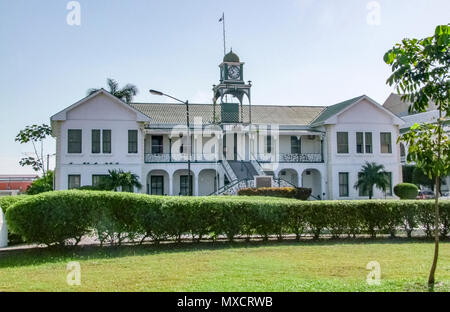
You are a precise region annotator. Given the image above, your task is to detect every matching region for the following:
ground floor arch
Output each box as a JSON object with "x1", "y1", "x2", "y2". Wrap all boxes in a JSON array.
[
  {"x1": 277, "y1": 168, "x2": 299, "y2": 187},
  {"x1": 147, "y1": 170, "x2": 170, "y2": 195},
  {"x1": 198, "y1": 169, "x2": 219, "y2": 196},
  {"x1": 302, "y1": 169, "x2": 322, "y2": 199},
  {"x1": 173, "y1": 169, "x2": 196, "y2": 196}
]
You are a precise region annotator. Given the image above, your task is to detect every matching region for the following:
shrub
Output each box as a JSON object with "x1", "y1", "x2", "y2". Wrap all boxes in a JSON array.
[
  {"x1": 394, "y1": 183, "x2": 419, "y2": 199},
  {"x1": 439, "y1": 202, "x2": 450, "y2": 238},
  {"x1": 0, "y1": 196, "x2": 28, "y2": 214},
  {"x1": 5, "y1": 190, "x2": 450, "y2": 247},
  {"x1": 6, "y1": 191, "x2": 95, "y2": 246},
  {"x1": 26, "y1": 171, "x2": 53, "y2": 195},
  {"x1": 237, "y1": 187, "x2": 311, "y2": 200},
  {"x1": 0, "y1": 195, "x2": 29, "y2": 244}
]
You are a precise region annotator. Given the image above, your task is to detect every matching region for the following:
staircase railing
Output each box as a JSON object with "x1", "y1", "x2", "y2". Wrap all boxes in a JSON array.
[
  {"x1": 273, "y1": 177, "x2": 297, "y2": 188},
  {"x1": 308, "y1": 194, "x2": 322, "y2": 200},
  {"x1": 250, "y1": 152, "x2": 265, "y2": 176},
  {"x1": 221, "y1": 157, "x2": 237, "y2": 181},
  {"x1": 209, "y1": 178, "x2": 254, "y2": 196},
  {"x1": 274, "y1": 177, "x2": 322, "y2": 200}
]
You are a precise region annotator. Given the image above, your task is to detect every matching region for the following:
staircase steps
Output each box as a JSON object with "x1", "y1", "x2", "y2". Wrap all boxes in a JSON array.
[{"x1": 228, "y1": 161, "x2": 259, "y2": 181}]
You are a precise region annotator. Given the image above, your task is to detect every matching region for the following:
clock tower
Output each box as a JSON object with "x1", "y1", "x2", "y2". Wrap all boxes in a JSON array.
[{"x1": 213, "y1": 49, "x2": 252, "y2": 124}]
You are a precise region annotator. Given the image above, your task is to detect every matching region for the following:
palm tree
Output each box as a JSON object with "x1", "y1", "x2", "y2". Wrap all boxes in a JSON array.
[
  {"x1": 121, "y1": 171, "x2": 142, "y2": 192},
  {"x1": 105, "y1": 169, "x2": 142, "y2": 192},
  {"x1": 354, "y1": 162, "x2": 389, "y2": 199},
  {"x1": 88, "y1": 78, "x2": 138, "y2": 103}
]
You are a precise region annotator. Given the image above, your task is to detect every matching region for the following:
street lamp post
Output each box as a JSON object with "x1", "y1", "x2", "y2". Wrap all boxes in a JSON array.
[{"x1": 149, "y1": 90, "x2": 192, "y2": 196}]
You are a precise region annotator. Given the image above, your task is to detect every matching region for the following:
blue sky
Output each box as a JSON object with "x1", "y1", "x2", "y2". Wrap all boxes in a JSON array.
[{"x1": 1, "y1": 0, "x2": 449, "y2": 174}]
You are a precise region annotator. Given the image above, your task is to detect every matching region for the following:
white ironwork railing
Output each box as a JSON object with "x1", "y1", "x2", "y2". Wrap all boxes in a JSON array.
[
  {"x1": 144, "y1": 153, "x2": 219, "y2": 163},
  {"x1": 255, "y1": 153, "x2": 322, "y2": 163}
]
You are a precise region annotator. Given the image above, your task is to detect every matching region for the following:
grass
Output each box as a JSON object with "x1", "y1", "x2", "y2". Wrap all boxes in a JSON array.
[{"x1": 0, "y1": 239, "x2": 449, "y2": 292}]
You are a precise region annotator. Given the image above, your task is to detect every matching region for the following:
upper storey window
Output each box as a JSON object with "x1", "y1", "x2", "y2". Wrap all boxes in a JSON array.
[
  {"x1": 103, "y1": 130, "x2": 111, "y2": 154},
  {"x1": 337, "y1": 132, "x2": 348, "y2": 154},
  {"x1": 128, "y1": 130, "x2": 138, "y2": 154},
  {"x1": 151, "y1": 136, "x2": 163, "y2": 154},
  {"x1": 290, "y1": 136, "x2": 301, "y2": 154},
  {"x1": 380, "y1": 132, "x2": 392, "y2": 153},
  {"x1": 356, "y1": 132, "x2": 373, "y2": 154},
  {"x1": 92, "y1": 129, "x2": 111, "y2": 154},
  {"x1": 365, "y1": 132, "x2": 373, "y2": 154},
  {"x1": 68, "y1": 129, "x2": 82, "y2": 153},
  {"x1": 92, "y1": 130, "x2": 101, "y2": 154}
]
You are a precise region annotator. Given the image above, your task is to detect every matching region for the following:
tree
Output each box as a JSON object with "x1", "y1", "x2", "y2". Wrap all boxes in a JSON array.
[
  {"x1": 354, "y1": 162, "x2": 389, "y2": 199},
  {"x1": 88, "y1": 78, "x2": 138, "y2": 103},
  {"x1": 103, "y1": 169, "x2": 142, "y2": 192},
  {"x1": 384, "y1": 24, "x2": 450, "y2": 288},
  {"x1": 412, "y1": 166, "x2": 447, "y2": 193},
  {"x1": 26, "y1": 171, "x2": 53, "y2": 195},
  {"x1": 15, "y1": 124, "x2": 53, "y2": 175}
]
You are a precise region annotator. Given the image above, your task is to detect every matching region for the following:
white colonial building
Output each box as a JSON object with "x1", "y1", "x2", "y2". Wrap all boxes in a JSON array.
[{"x1": 51, "y1": 50, "x2": 405, "y2": 199}]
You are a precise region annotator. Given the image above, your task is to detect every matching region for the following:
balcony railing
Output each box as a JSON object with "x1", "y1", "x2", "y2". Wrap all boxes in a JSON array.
[
  {"x1": 145, "y1": 153, "x2": 323, "y2": 163},
  {"x1": 255, "y1": 153, "x2": 323, "y2": 163},
  {"x1": 144, "y1": 153, "x2": 219, "y2": 163}
]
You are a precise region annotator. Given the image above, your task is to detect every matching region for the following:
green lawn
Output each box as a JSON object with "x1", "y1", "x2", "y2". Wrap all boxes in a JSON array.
[{"x1": 0, "y1": 239, "x2": 449, "y2": 292}]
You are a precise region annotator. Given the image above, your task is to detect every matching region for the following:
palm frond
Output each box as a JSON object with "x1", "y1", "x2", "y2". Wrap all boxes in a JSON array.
[
  {"x1": 107, "y1": 78, "x2": 119, "y2": 94},
  {"x1": 87, "y1": 79, "x2": 138, "y2": 103},
  {"x1": 87, "y1": 88, "x2": 100, "y2": 96}
]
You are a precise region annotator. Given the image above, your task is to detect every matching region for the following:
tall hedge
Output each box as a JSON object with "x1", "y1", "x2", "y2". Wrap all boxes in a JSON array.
[
  {"x1": 238, "y1": 187, "x2": 311, "y2": 200},
  {"x1": 5, "y1": 191, "x2": 450, "y2": 246}
]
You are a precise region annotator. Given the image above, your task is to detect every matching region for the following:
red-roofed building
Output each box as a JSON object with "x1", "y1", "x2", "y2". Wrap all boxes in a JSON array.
[{"x1": 0, "y1": 175, "x2": 39, "y2": 196}]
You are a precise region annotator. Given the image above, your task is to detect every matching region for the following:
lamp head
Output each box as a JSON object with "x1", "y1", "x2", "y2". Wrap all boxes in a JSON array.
[{"x1": 149, "y1": 89, "x2": 164, "y2": 96}]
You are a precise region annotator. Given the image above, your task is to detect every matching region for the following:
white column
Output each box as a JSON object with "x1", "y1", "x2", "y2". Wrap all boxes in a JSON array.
[
  {"x1": 169, "y1": 175, "x2": 174, "y2": 196},
  {"x1": 193, "y1": 174, "x2": 199, "y2": 196},
  {"x1": 298, "y1": 171, "x2": 302, "y2": 188},
  {"x1": 320, "y1": 170, "x2": 327, "y2": 200},
  {"x1": 219, "y1": 173, "x2": 225, "y2": 189},
  {"x1": 0, "y1": 208, "x2": 7, "y2": 248}
]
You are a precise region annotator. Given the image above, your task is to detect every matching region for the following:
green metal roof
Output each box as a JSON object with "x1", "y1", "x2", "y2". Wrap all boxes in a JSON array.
[
  {"x1": 310, "y1": 95, "x2": 366, "y2": 125},
  {"x1": 223, "y1": 49, "x2": 240, "y2": 63},
  {"x1": 130, "y1": 103, "x2": 325, "y2": 127},
  {"x1": 130, "y1": 95, "x2": 374, "y2": 128}
]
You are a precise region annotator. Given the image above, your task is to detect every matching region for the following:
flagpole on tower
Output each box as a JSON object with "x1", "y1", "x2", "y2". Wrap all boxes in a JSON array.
[{"x1": 220, "y1": 12, "x2": 226, "y2": 56}]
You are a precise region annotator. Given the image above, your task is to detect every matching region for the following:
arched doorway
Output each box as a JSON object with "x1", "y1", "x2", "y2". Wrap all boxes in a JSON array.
[
  {"x1": 278, "y1": 169, "x2": 299, "y2": 187},
  {"x1": 302, "y1": 169, "x2": 322, "y2": 199},
  {"x1": 173, "y1": 169, "x2": 195, "y2": 196},
  {"x1": 147, "y1": 170, "x2": 169, "y2": 195},
  {"x1": 198, "y1": 169, "x2": 219, "y2": 196}
]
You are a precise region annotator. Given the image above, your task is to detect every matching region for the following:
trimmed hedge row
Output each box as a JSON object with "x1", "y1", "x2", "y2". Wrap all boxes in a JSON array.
[
  {"x1": 5, "y1": 191, "x2": 450, "y2": 246},
  {"x1": 238, "y1": 187, "x2": 311, "y2": 200},
  {"x1": 0, "y1": 195, "x2": 28, "y2": 244}
]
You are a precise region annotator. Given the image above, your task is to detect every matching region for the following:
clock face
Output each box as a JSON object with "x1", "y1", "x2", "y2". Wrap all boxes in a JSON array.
[{"x1": 228, "y1": 65, "x2": 240, "y2": 80}]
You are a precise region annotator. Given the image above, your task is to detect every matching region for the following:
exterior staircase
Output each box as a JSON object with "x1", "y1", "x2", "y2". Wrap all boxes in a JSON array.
[
  {"x1": 228, "y1": 161, "x2": 259, "y2": 181},
  {"x1": 211, "y1": 160, "x2": 297, "y2": 196}
]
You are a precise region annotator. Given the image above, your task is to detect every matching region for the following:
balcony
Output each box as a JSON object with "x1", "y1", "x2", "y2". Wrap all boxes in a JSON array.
[
  {"x1": 255, "y1": 153, "x2": 323, "y2": 163},
  {"x1": 144, "y1": 153, "x2": 219, "y2": 163}
]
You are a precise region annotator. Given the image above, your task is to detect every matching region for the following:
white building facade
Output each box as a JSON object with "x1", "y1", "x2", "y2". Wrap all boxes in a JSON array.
[
  {"x1": 51, "y1": 51, "x2": 405, "y2": 199},
  {"x1": 383, "y1": 94, "x2": 450, "y2": 194}
]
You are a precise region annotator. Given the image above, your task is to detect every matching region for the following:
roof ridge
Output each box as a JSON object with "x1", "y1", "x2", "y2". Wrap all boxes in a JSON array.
[
  {"x1": 309, "y1": 95, "x2": 366, "y2": 126},
  {"x1": 131, "y1": 102, "x2": 326, "y2": 108}
]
